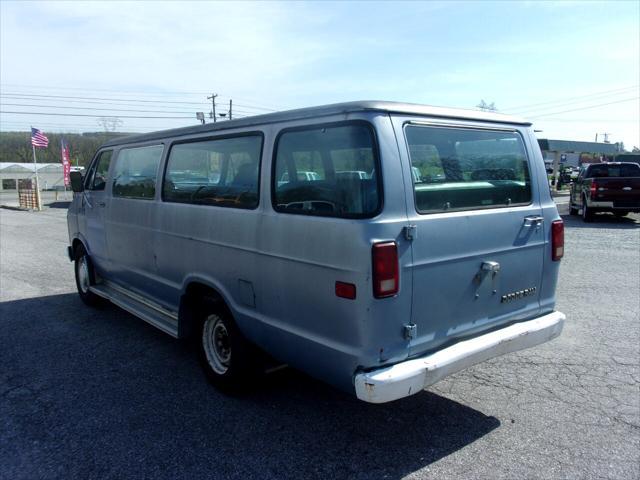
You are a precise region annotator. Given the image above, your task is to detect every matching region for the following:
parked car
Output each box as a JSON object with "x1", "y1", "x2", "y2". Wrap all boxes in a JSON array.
[
  {"x1": 569, "y1": 162, "x2": 640, "y2": 221},
  {"x1": 67, "y1": 101, "x2": 565, "y2": 403}
]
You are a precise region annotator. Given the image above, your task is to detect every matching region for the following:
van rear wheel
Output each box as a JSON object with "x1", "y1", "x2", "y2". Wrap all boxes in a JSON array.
[
  {"x1": 198, "y1": 302, "x2": 262, "y2": 391},
  {"x1": 74, "y1": 245, "x2": 103, "y2": 307}
]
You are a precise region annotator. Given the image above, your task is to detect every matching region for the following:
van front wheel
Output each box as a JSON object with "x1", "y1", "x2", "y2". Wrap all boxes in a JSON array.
[
  {"x1": 198, "y1": 305, "x2": 261, "y2": 391},
  {"x1": 74, "y1": 246, "x2": 103, "y2": 307}
]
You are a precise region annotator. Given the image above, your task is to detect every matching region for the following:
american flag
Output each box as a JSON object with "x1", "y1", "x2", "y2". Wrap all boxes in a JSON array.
[{"x1": 31, "y1": 127, "x2": 49, "y2": 148}]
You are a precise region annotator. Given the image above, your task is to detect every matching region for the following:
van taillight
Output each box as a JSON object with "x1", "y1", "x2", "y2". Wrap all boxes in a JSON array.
[
  {"x1": 590, "y1": 181, "x2": 598, "y2": 199},
  {"x1": 372, "y1": 242, "x2": 399, "y2": 298},
  {"x1": 552, "y1": 220, "x2": 564, "y2": 261}
]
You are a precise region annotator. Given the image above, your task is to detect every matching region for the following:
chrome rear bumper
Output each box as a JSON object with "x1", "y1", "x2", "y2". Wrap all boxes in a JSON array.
[{"x1": 354, "y1": 311, "x2": 565, "y2": 403}]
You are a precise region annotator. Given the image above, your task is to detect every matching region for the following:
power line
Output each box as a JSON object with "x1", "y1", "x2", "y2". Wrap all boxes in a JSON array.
[
  {"x1": 0, "y1": 94, "x2": 201, "y2": 110},
  {"x1": 1, "y1": 103, "x2": 198, "y2": 115},
  {"x1": 1, "y1": 92, "x2": 206, "y2": 106},
  {"x1": 505, "y1": 85, "x2": 639, "y2": 113},
  {"x1": 511, "y1": 89, "x2": 638, "y2": 116},
  {"x1": 528, "y1": 97, "x2": 639, "y2": 119},
  {"x1": 0, "y1": 91, "x2": 281, "y2": 112},
  {"x1": 1, "y1": 110, "x2": 195, "y2": 119},
  {"x1": 1, "y1": 83, "x2": 290, "y2": 110},
  {"x1": 0, "y1": 99, "x2": 263, "y2": 117}
]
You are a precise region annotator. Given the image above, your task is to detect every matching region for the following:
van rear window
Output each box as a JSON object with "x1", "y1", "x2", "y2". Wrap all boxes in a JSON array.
[
  {"x1": 405, "y1": 125, "x2": 532, "y2": 214},
  {"x1": 163, "y1": 135, "x2": 262, "y2": 209},
  {"x1": 272, "y1": 123, "x2": 380, "y2": 218}
]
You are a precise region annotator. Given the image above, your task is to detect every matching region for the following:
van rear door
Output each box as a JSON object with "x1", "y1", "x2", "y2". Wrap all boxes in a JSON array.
[{"x1": 394, "y1": 119, "x2": 545, "y2": 357}]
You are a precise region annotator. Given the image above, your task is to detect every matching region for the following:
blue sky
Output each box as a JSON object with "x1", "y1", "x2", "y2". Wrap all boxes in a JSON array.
[{"x1": 1, "y1": 1, "x2": 638, "y2": 148}]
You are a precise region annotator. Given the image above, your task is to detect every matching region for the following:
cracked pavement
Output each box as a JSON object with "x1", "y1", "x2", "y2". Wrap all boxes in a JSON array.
[{"x1": 1, "y1": 205, "x2": 639, "y2": 479}]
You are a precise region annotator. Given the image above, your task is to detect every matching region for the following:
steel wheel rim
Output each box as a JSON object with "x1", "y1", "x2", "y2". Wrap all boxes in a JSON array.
[
  {"x1": 203, "y1": 315, "x2": 231, "y2": 374},
  {"x1": 77, "y1": 256, "x2": 90, "y2": 293}
]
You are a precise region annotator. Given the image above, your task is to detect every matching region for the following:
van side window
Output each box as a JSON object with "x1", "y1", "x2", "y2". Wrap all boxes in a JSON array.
[
  {"x1": 112, "y1": 145, "x2": 164, "y2": 199},
  {"x1": 87, "y1": 151, "x2": 112, "y2": 191},
  {"x1": 405, "y1": 125, "x2": 531, "y2": 214},
  {"x1": 162, "y1": 135, "x2": 262, "y2": 209},
  {"x1": 273, "y1": 123, "x2": 380, "y2": 218}
]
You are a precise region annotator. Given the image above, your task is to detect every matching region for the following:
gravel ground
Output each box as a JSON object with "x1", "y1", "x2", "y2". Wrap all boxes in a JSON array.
[{"x1": 1, "y1": 204, "x2": 638, "y2": 479}]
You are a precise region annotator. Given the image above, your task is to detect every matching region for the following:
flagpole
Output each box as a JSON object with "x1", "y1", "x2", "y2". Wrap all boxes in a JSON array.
[{"x1": 31, "y1": 128, "x2": 42, "y2": 211}]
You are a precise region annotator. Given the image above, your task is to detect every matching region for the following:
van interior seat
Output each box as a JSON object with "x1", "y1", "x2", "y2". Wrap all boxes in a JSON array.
[
  {"x1": 232, "y1": 163, "x2": 257, "y2": 190},
  {"x1": 276, "y1": 178, "x2": 376, "y2": 215}
]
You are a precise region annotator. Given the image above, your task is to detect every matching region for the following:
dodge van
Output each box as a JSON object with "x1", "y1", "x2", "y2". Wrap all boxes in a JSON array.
[{"x1": 67, "y1": 101, "x2": 565, "y2": 403}]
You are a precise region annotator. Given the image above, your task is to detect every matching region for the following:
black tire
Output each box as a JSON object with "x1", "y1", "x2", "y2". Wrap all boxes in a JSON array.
[
  {"x1": 74, "y1": 245, "x2": 104, "y2": 307},
  {"x1": 613, "y1": 211, "x2": 629, "y2": 218},
  {"x1": 582, "y1": 196, "x2": 594, "y2": 223},
  {"x1": 569, "y1": 204, "x2": 579, "y2": 215},
  {"x1": 197, "y1": 299, "x2": 263, "y2": 391}
]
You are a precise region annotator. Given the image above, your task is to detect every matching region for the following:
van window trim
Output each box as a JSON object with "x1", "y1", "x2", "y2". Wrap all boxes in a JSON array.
[
  {"x1": 270, "y1": 120, "x2": 384, "y2": 219},
  {"x1": 111, "y1": 143, "x2": 165, "y2": 201},
  {"x1": 160, "y1": 131, "x2": 265, "y2": 210},
  {"x1": 402, "y1": 121, "x2": 534, "y2": 215}
]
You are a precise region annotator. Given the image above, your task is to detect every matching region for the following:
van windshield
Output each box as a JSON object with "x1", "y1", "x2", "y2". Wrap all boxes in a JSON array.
[{"x1": 405, "y1": 125, "x2": 532, "y2": 214}]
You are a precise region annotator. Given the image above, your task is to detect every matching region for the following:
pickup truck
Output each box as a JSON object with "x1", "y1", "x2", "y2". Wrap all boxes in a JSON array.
[{"x1": 570, "y1": 162, "x2": 640, "y2": 222}]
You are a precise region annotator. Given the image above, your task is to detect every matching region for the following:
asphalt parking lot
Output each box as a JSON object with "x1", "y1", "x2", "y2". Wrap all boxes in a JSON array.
[{"x1": 1, "y1": 202, "x2": 639, "y2": 479}]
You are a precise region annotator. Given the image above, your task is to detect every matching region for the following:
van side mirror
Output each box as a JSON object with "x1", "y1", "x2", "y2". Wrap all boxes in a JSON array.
[{"x1": 70, "y1": 171, "x2": 84, "y2": 192}]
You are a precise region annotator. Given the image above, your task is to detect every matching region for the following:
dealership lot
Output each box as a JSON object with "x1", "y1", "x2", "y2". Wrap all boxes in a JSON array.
[{"x1": 1, "y1": 204, "x2": 638, "y2": 479}]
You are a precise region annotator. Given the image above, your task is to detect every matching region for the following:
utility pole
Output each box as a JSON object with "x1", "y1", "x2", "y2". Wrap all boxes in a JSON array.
[
  {"x1": 207, "y1": 93, "x2": 218, "y2": 123},
  {"x1": 229, "y1": 99, "x2": 232, "y2": 120}
]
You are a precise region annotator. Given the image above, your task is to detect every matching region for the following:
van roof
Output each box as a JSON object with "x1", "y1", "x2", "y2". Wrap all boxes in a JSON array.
[{"x1": 102, "y1": 100, "x2": 531, "y2": 148}]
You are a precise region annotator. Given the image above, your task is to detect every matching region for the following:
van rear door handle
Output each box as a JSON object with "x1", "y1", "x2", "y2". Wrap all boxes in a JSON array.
[{"x1": 523, "y1": 215, "x2": 544, "y2": 227}]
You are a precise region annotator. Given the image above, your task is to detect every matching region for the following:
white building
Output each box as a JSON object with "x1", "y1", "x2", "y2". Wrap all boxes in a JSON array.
[{"x1": 0, "y1": 163, "x2": 83, "y2": 191}]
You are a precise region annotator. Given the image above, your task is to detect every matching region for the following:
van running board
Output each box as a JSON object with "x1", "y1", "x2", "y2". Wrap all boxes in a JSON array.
[{"x1": 89, "y1": 281, "x2": 179, "y2": 338}]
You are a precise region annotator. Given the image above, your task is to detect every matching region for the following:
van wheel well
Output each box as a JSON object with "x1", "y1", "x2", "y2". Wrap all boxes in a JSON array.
[
  {"x1": 179, "y1": 283, "x2": 230, "y2": 339},
  {"x1": 72, "y1": 238, "x2": 85, "y2": 256}
]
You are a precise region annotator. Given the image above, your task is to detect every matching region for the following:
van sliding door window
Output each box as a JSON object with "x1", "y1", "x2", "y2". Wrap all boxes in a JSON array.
[
  {"x1": 405, "y1": 125, "x2": 532, "y2": 214},
  {"x1": 112, "y1": 145, "x2": 164, "y2": 199},
  {"x1": 272, "y1": 123, "x2": 381, "y2": 218},
  {"x1": 162, "y1": 135, "x2": 262, "y2": 209}
]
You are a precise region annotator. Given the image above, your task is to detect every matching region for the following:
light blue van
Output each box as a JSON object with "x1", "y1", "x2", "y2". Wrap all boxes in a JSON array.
[{"x1": 67, "y1": 101, "x2": 565, "y2": 403}]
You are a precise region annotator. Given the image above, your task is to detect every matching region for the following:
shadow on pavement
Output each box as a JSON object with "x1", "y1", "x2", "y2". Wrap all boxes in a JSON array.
[
  {"x1": 1, "y1": 293, "x2": 499, "y2": 479},
  {"x1": 561, "y1": 212, "x2": 640, "y2": 229},
  {"x1": 46, "y1": 201, "x2": 71, "y2": 209}
]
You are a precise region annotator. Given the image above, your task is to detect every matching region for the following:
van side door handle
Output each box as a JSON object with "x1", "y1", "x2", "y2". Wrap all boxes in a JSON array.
[
  {"x1": 97, "y1": 201, "x2": 106, "y2": 207},
  {"x1": 523, "y1": 215, "x2": 544, "y2": 227}
]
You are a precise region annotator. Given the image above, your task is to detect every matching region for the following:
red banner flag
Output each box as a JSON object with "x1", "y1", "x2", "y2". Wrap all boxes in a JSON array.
[{"x1": 61, "y1": 139, "x2": 71, "y2": 187}]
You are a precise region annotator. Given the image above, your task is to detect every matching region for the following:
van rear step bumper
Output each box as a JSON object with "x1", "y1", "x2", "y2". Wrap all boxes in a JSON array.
[{"x1": 354, "y1": 311, "x2": 565, "y2": 403}]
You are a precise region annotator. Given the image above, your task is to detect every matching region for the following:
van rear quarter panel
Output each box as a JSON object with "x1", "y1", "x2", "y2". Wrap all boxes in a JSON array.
[
  {"x1": 224, "y1": 113, "x2": 414, "y2": 392},
  {"x1": 528, "y1": 128, "x2": 561, "y2": 314}
]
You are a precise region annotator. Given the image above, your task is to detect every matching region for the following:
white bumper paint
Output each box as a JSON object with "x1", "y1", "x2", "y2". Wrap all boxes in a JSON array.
[{"x1": 354, "y1": 311, "x2": 565, "y2": 403}]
